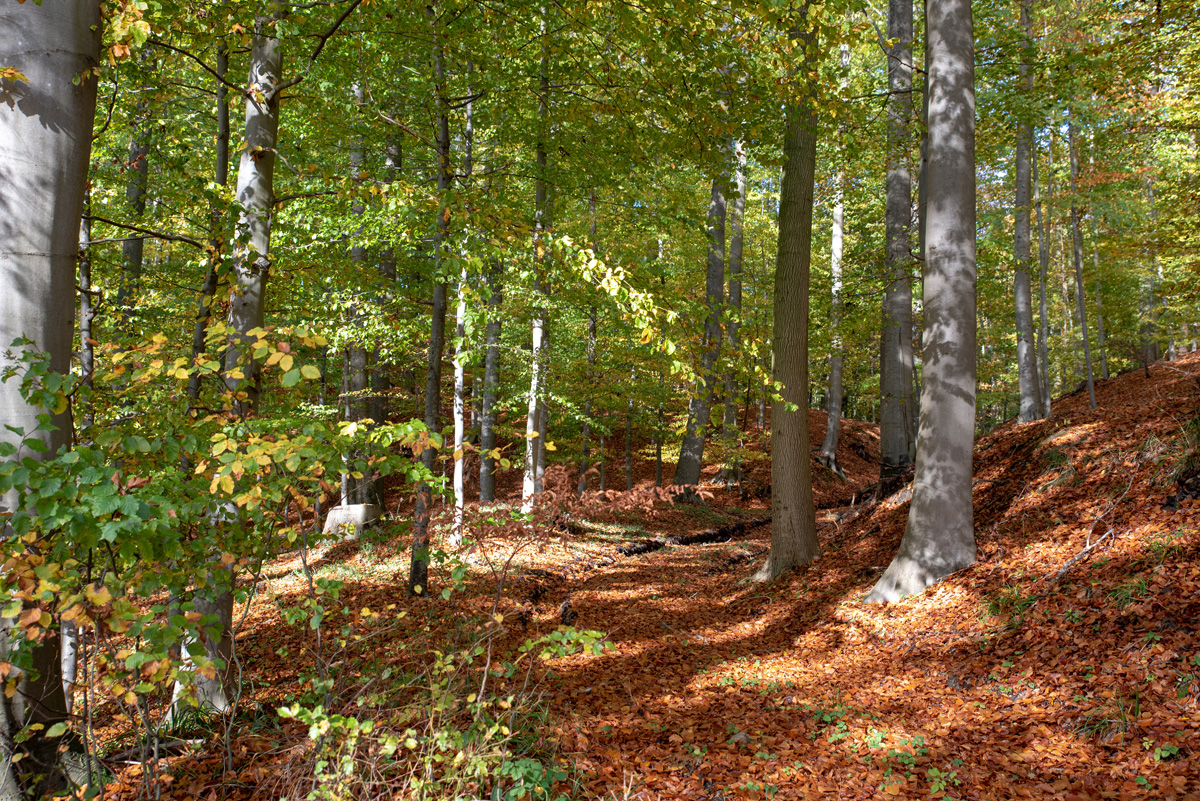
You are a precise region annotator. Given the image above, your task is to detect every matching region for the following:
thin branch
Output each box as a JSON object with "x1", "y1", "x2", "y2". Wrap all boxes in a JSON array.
[
  {"x1": 84, "y1": 214, "x2": 207, "y2": 250},
  {"x1": 277, "y1": 0, "x2": 368, "y2": 92},
  {"x1": 378, "y1": 111, "x2": 436, "y2": 150},
  {"x1": 148, "y1": 39, "x2": 244, "y2": 93}
]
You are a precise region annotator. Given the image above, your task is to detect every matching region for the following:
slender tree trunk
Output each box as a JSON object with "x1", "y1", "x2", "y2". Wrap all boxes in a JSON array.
[
  {"x1": 0, "y1": 3, "x2": 99, "y2": 793},
  {"x1": 1014, "y1": 0, "x2": 1040, "y2": 422},
  {"x1": 578, "y1": 197, "x2": 599, "y2": 497},
  {"x1": 1096, "y1": 278, "x2": 1108, "y2": 380},
  {"x1": 820, "y1": 44, "x2": 851, "y2": 476},
  {"x1": 187, "y1": 47, "x2": 230, "y2": 407},
  {"x1": 79, "y1": 202, "x2": 95, "y2": 429},
  {"x1": 116, "y1": 92, "x2": 150, "y2": 336},
  {"x1": 674, "y1": 178, "x2": 725, "y2": 486},
  {"x1": 879, "y1": 0, "x2": 916, "y2": 495},
  {"x1": 479, "y1": 259, "x2": 503, "y2": 501},
  {"x1": 450, "y1": 81, "x2": 476, "y2": 544},
  {"x1": 411, "y1": 5, "x2": 452, "y2": 595},
  {"x1": 868, "y1": 0, "x2": 977, "y2": 602},
  {"x1": 522, "y1": 16, "x2": 551, "y2": 511},
  {"x1": 1067, "y1": 120, "x2": 1097, "y2": 410},
  {"x1": 721, "y1": 142, "x2": 746, "y2": 485},
  {"x1": 625, "y1": 368, "x2": 634, "y2": 491},
  {"x1": 754, "y1": 18, "x2": 820, "y2": 582},
  {"x1": 599, "y1": 434, "x2": 606, "y2": 492},
  {"x1": 654, "y1": 402, "x2": 664, "y2": 487},
  {"x1": 1033, "y1": 137, "x2": 1052, "y2": 417}
]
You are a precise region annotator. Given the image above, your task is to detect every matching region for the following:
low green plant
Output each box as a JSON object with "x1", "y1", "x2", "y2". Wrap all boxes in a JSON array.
[{"x1": 986, "y1": 585, "x2": 1038, "y2": 629}]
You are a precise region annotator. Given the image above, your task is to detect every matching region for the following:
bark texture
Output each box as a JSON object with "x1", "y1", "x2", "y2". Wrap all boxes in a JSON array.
[
  {"x1": 879, "y1": 0, "x2": 916, "y2": 496},
  {"x1": 0, "y1": 1, "x2": 100, "y2": 793},
  {"x1": 674, "y1": 178, "x2": 725, "y2": 487},
  {"x1": 754, "y1": 22, "x2": 820, "y2": 582},
  {"x1": 868, "y1": 0, "x2": 977, "y2": 602},
  {"x1": 223, "y1": 24, "x2": 282, "y2": 416}
]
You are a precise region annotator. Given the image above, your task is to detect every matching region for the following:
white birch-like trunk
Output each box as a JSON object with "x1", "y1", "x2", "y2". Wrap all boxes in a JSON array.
[{"x1": 868, "y1": 0, "x2": 977, "y2": 602}]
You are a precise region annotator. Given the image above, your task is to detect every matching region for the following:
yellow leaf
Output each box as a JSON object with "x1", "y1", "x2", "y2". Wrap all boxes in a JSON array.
[
  {"x1": 85, "y1": 584, "x2": 113, "y2": 605},
  {"x1": 545, "y1": 441, "x2": 557, "y2": 452},
  {"x1": 219, "y1": 474, "x2": 234, "y2": 494},
  {"x1": 300, "y1": 365, "x2": 321, "y2": 380},
  {"x1": 279, "y1": 354, "x2": 294, "y2": 372}
]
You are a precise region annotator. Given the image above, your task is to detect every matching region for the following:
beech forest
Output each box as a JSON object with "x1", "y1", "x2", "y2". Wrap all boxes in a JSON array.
[{"x1": 1, "y1": 0, "x2": 1199, "y2": 799}]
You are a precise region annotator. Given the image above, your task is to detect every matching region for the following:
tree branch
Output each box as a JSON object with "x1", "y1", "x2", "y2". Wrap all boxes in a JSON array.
[{"x1": 84, "y1": 214, "x2": 207, "y2": 250}]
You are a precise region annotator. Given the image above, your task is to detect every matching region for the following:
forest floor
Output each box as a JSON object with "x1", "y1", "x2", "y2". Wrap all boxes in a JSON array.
[{"x1": 100, "y1": 356, "x2": 1200, "y2": 801}]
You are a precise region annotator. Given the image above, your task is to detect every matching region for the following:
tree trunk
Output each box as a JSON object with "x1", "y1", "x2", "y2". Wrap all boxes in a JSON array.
[
  {"x1": 578, "y1": 196, "x2": 599, "y2": 497},
  {"x1": 674, "y1": 178, "x2": 725, "y2": 486},
  {"x1": 1014, "y1": 0, "x2": 1040, "y2": 422},
  {"x1": 187, "y1": 45, "x2": 230, "y2": 407},
  {"x1": 79, "y1": 202, "x2": 95, "y2": 429},
  {"x1": 411, "y1": 6, "x2": 452, "y2": 595},
  {"x1": 820, "y1": 44, "x2": 850, "y2": 477},
  {"x1": 117, "y1": 92, "x2": 151, "y2": 336},
  {"x1": 1067, "y1": 120, "x2": 1097, "y2": 410},
  {"x1": 479, "y1": 259, "x2": 503, "y2": 501},
  {"x1": 522, "y1": 18, "x2": 551, "y2": 512},
  {"x1": 1095, "y1": 261, "x2": 1109, "y2": 382},
  {"x1": 578, "y1": 302, "x2": 597, "y2": 497},
  {"x1": 0, "y1": 1, "x2": 99, "y2": 793},
  {"x1": 868, "y1": 0, "x2": 976, "y2": 602},
  {"x1": 754, "y1": 19, "x2": 820, "y2": 582},
  {"x1": 879, "y1": 0, "x2": 916, "y2": 496},
  {"x1": 720, "y1": 141, "x2": 746, "y2": 485},
  {"x1": 1033, "y1": 136, "x2": 1052, "y2": 417},
  {"x1": 223, "y1": 23, "x2": 282, "y2": 417},
  {"x1": 450, "y1": 82, "x2": 475, "y2": 545}
]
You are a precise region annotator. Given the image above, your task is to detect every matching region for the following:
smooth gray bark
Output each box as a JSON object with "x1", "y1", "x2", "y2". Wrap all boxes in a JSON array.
[
  {"x1": 820, "y1": 44, "x2": 851, "y2": 477},
  {"x1": 578, "y1": 196, "x2": 598, "y2": 498},
  {"x1": 868, "y1": 0, "x2": 977, "y2": 602},
  {"x1": 754, "y1": 21, "x2": 820, "y2": 582},
  {"x1": 1033, "y1": 141, "x2": 1052, "y2": 417},
  {"x1": 1014, "y1": 0, "x2": 1039, "y2": 422},
  {"x1": 479, "y1": 260, "x2": 502, "y2": 501},
  {"x1": 410, "y1": 7, "x2": 452, "y2": 595},
  {"x1": 522, "y1": 20, "x2": 551, "y2": 511},
  {"x1": 187, "y1": 46, "x2": 230, "y2": 407},
  {"x1": 223, "y1": 24, "x2": 281, "y2": 417},
  {"x1": 451, "y1": 84, "x2": 475, "y2": 544},
  {"x1": 720, "y1": 142, "x2": 746, "y2": 485},
  {"x1": 116, "y1": 93, "x2": 151, "y2": 335},
  {"x1": 1067, "y1": 120, "x2": 1097, "y2": 410},
  {"x1": 879, "y1": 0, "x2": 916, "y2": 495},
  {"x1": 0, "y1": 1, "x2": 100, "y2": 793},
  {"x1": 79, "y1": 204, "x2": 95, "y2": 428},
  {"x1": 674, "y1": 178, "x2": 725, "y2": 487}
]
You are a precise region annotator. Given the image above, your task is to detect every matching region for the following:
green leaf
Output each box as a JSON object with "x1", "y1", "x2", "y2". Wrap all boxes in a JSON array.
[{"x1": 281, "y1": 368, "x2": 302, "y2": 387}]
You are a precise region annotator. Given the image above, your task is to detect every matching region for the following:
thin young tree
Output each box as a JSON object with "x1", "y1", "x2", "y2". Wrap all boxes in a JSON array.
[
  {"x1": 820, "y1": 42, "x2": 851, "y2": 477},
  {"x1": 674, "y1": 178, "x2": 725, "y2": 487},
  {"x1": 868, "y1": 0, "x2": 977, "y2": 602},
  {"x1": 1067, "y1": 118, "x2": 1097, "y2": 410},
  {"x1": 1014, "y1": 0, "x2": 1041, "y2": 422}
]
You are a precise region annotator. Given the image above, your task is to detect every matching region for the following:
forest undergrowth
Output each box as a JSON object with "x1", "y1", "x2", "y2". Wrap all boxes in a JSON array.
[{"x1": 98, "y1": 356, "x2": 1200, "y2": 801}]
